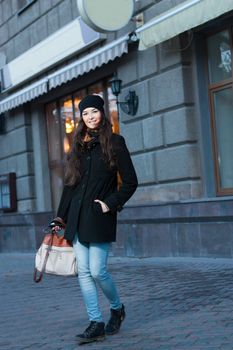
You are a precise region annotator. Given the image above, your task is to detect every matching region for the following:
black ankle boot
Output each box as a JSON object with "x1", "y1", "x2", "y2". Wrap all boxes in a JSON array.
[
  {"x1": 105, "y1": 304, "x2": 125, "y2": 335},
  {"x1": 76, "y1": 321, "x2": 105, "y2": 344}
]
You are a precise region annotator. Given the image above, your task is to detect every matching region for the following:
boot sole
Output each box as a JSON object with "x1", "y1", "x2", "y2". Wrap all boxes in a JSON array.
[{"x1": 76, "y1": 335, "x2": 105, "y2": 344}]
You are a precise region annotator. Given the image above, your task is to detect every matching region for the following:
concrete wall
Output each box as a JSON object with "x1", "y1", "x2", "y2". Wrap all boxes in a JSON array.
[
  {"x1": 114, "y1": 199, "x2": 233, "y2": 258},
  {"x1": 0, "y1": 103, "x2": 52, "y2": 214},
  {"x1": 118, "y1": 36, "x2": 201, "y2": 205},
  {"x1": 0, "y1": 211, "x2": 52, "y2": 252},
  {"x1": 0, "y1": 105, "x2": 36, "y2": 211}
]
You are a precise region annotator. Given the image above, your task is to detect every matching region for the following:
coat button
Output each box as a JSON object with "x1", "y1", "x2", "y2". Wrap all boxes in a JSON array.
[
  {"x1": 82, "y1": 184, "x2": 85, "y2": 188},
  {"x1": 87, "y1": 156, "x2": 90, "y2": 160}
]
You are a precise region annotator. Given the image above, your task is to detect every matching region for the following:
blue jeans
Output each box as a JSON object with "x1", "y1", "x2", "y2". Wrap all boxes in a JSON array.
[{"x1": 73, "y1": 236, "x2": 121, "y2": 322}]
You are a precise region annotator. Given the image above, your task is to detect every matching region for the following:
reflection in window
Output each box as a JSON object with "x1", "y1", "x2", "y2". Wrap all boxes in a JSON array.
[
  {"x1": 88, "y1": 82, "x2": 104, "y2": 98},
  {"x1": 213, "y1": 88, "x2": 233, "y2": 189},
  {"x1": 219, "y1": 44, "x2": 231, "y2": 74},
  {"x1": 46, "y1": 102, "x2": 61, "y2": 161},
  {"x1": 74, "y1": 90, "x2": 86, "y2": 128},
  {"x1": 108, "y1": 86, "x2": 119, "y2": 133},
  {"x1": 60, "y1": 97, "x2": 74, "y2": 155},
  {"x1": 207, "y1": 30, "x2": 232, "y2": 84}
]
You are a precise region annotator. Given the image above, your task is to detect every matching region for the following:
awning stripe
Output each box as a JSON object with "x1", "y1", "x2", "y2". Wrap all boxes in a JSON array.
[
  {"x1": 136, "y1": 0, "x2": 233, "y2": 50},
  {"x1": 0, "y1": 35, "x2": 129, "y2": 113},
  {"x1": 48, "y1": 35, "x2": 129, "y2": 89},
  {"x1": 0, "y1": 78, "x2": 48, "y2": 114}
]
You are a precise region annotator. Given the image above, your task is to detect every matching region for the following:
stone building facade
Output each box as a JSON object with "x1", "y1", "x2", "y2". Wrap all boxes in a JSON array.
[{"x1": 0, "y1": 0, "x2": 233, "y2": 257}]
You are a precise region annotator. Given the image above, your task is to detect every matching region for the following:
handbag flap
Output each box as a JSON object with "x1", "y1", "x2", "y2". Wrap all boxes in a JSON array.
[{"x1": 43, "y1": 233, "x2": 72, "y2": 248}]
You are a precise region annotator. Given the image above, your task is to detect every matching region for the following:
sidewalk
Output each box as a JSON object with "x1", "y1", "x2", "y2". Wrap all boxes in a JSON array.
[{"x1": 1, "y1": 254, "x2": 233, "y2": 350}]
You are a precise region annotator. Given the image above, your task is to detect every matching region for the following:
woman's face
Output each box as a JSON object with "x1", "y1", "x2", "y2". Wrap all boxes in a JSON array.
[{"x1": 82, "y1": 107, "x2": 102, "y2": 129}]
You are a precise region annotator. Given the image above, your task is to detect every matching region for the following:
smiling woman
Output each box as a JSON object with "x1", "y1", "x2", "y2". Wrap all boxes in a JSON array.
[
  {"x1": 45, "y1": 78, "x2": 119, "y2": 212},
  {"x1": 50, "y1": 94, "x2": 138, "y2": 344}
]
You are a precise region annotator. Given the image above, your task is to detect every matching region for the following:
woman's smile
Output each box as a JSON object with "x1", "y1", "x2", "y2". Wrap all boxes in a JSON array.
[{"x1": 82, "y1": 107, "x2": 102, "y2": 129}]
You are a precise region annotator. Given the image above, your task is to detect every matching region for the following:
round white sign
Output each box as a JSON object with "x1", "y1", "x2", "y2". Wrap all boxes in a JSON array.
[{"x1": 77, "y1": 0, "x2": 135, "y2": 33}]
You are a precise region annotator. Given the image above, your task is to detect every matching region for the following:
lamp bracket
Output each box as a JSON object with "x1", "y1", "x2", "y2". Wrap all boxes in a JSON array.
[{"x1": 117, "y1": 90, "x2": 138, "y2": 116}]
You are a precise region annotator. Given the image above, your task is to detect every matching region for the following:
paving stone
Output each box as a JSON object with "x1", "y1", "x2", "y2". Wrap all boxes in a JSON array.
[{"x1": 1, "y1": 254, "x2": 233, "y2": 349}]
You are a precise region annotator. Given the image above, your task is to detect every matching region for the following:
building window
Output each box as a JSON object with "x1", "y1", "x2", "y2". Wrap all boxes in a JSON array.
[
  {"x1": 207, "y1": 28, "x2": 233, "y2": 195},
  {"x1": 45, "y1": 78, "x2": 119, "y2": 211},
  {"x1": 0, "y1": 173, "x2": 17, "y2": 212}
]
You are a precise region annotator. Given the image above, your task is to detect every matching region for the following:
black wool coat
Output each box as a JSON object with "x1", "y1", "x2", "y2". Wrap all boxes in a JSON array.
[{"x1": 56, "y1": 133, "x2": 138, "y2": 243}]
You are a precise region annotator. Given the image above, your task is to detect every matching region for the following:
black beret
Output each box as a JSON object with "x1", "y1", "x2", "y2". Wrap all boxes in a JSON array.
[{"x1": 79, "y1": 95, "x2": 105, "y2": 116}]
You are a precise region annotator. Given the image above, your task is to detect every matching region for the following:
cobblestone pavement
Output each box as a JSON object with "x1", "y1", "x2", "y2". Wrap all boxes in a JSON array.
[{"x1": 1, "y1": 254, "x2": 233, "y2": 350}]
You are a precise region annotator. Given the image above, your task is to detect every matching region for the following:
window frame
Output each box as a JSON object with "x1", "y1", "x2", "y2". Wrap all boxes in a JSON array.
[
  {"x1": 206, "y1": 25, "x2": 233, "y2": 196},
  {"x1": 0, "y1": 173, "x2": 17, "y2": 212}
]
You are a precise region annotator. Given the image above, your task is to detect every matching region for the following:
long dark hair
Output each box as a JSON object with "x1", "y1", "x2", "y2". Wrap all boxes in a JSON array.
[{"x1": 64, "y1": 112, "x2": 115, "y2": 186}]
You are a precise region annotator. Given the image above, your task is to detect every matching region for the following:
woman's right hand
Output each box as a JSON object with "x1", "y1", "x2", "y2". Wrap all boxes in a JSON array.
[
  {"x1": 51, "y1": 226, "x2": 64, "y2": 237},
  {"x1": 52, "y1": 225, "x2": 61, "y2": 233}
]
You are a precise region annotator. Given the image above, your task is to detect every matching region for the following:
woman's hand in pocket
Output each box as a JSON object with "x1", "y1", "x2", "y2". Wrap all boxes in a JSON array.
[{"x1": 94, "y1": 199, "x2": 110, "y2": 213}]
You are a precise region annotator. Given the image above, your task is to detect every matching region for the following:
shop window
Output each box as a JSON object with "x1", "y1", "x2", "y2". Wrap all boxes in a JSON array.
[
  {"x1": 46, "y1": 102, "x2": 63, "y2": 210},
  {"x1": 107, "y1": 86, "x2": 119, "y2": 134},
  {"x1": 73, "y1": 90, "x2": 86, "y2": 132},
  {"x1": 60, "y1": 96, "x2": 75, "y2": 155},
  {"x1": 46, "y1": 78, "x2": 119, "y2": 212},
  {"x1": 207, "y1": 28, "x2": 233, "y2": 195}
]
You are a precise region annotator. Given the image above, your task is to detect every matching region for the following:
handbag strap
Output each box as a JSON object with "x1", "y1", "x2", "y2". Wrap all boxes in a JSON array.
[{"x1": 33, "y1": 232, "x2": 54, "y2": 283}]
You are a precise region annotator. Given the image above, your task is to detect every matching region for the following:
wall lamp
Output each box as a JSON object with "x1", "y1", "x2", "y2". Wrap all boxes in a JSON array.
[{"x1": 110, "y1": 74, "x2": 138, "y2": 116}]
